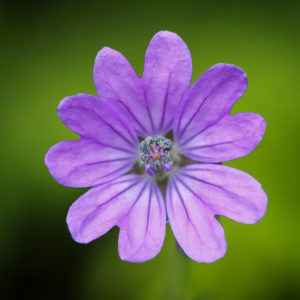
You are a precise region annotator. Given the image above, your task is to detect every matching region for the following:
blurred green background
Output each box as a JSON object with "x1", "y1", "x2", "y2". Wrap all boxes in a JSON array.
[{"x1": 1, "y1": 0, "x2": 299, "y2": 299}]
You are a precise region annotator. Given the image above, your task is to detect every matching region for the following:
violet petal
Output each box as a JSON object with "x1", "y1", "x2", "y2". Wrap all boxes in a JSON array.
[
  {"x1": 143, "y1": 31, "x2": 192, "y2": 134},
  {"x1": 45, "y1": 139, "x2": 136, "y2": 188},
  {"x1": 57, "y1": 93, "x2": 138, "y2": 153},
  {"x1": 173, "y1": 64, "x2": 247, "y2": 143},
  {"x1": 167, "y1": 175, "x2": 226, "y2": 263},
  {"x1": 180, "y1": 113, "x2": 266, "y2": 162},
  {"x1": 67, "y1": 175, "x2": 166, "y2": 262},
  {"x1": 93, "y1": 47, "x2": 152, "y2": 137},
  {"x1": 166, "y1": 164, "x2": 267, "y2": 262},
  {"x1": 118, "y1": 179, "x2": 166, "y2": 262}
]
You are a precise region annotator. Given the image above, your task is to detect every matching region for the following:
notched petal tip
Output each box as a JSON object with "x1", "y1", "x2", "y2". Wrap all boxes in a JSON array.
[
  {"x1": 44, "y1": 143, "x2": 74, "y2": 187},
  {"x1": 260, "y1": 115, "x2": 267, "y2": 137},
  {"x1": 96, "y1": 46, "x2": 117, "y2": 56},
  {"x1": 151, "y1": 30, "x2": 184, "y2": 41},
  {"x1": 213, "y1": 62, "x2": 247, "y2": 76},
  {"x1": 66, "y1": 214, "x2": 91, "y2": 244},
  {"x1": 246, "y1": 113, "x2": 267, "y2": 154},
  {"x1": 94, "y1": 47, "x2": 124, "y2": 68},
  {"x1": 147, "y1": 30, "x2": 192, "y2": 61},
  {"x1": 211, "y1": 63, "x2": 248, "y2": 91},
  {"x1": 243, "y1": 183, "x2": 268, "y2": 224},
  {"x1": 56, "y1": 93, "x2": 99, "y2": 118},
  {"x1": 176, "y1": 229, "x2": 227, "y2": 264},
  {"x1": 118, "y1": 244, "x2": 163, "y2": 263},
  {"x1": 44, "y1": 147, "x2": 53, "y2": 175}
]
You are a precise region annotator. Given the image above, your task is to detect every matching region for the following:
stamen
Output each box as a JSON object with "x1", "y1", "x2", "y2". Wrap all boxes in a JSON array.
[{"x1": 139, "y1": 135, "x2": 173, "y2": 176}]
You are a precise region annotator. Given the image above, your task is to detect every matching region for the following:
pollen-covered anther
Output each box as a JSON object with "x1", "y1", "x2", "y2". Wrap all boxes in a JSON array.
[{"x1": 139, "y1": 135, "x2": 173, "y2": 176}]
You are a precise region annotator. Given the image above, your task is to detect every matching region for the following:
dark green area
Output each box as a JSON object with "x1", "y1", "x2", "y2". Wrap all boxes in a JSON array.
[{"x1": 1, "y1": 0, "x2": 299, "y2": 299}]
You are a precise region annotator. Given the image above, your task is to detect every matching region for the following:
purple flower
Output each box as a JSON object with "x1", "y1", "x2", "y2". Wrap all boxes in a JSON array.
[{"x1": 45, "y1": 31, "x2": 267, "y2": 263}]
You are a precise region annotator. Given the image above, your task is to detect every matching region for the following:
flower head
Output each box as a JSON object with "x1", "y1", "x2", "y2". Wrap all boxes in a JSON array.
[{"x1": 45, "y1": 31, "x2": 267, "y2": 263}]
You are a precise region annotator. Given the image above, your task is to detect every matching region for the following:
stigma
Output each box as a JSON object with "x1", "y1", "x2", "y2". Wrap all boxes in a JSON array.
[{"x1": 139, "y1": 135, "x2": 173, "y2": 176}]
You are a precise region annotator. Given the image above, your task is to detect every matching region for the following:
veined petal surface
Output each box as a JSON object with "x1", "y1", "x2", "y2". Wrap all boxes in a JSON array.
[
  {"x1": 167, "y1": 174, "x2": 226, "y2": 263},
  {"x1": 180, "y1": 113, "x2": 266, "y2": 162},
  {"x1": 118, "y1": 178, "x2": 166, "y2": 262},
  {"x1": 45, "y1": 139, "x2": 136, "y2": 188},
  {"x1": 94, "y1": 47, "x2": 152, "y2": 137},
  {"x1": 166, "y1": 164, "x2": 267, "y2": 262},
  {"x1": 67, "y1": 175, "x2": 166, "y2": 262},
  {"x1": 143, "y1": 31, "x2": 192, "y2": 134},
  {"x1": 174, "y1": 64, "x2": 247, "y2": 145},
  {"x1": 57, "y1": 93, "x2": 138, "y2": 153}
]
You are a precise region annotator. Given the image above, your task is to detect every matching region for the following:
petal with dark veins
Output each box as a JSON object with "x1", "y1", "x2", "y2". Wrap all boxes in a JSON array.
[
  {"x1": 94, "y1": 47, "x2": 153, "y2": 137},
  {"x1": 67, "y1": 175, "x2": 166, "y2": 262},
  {"x1": 174, "y1": 64, "x2": 247, "y2": 144},
  {"x1": 57, "y1": 93, "x2": 138, "y2": 154},
  {"x1": 180, "y1": 113, "x2": 266, "y2": 163},
  {"x1": 166, "y1": 164, "x2": 267, "y2": 262},
  {"x1": 143, "y1": 31, "x2": 192, "y2": 134},
  {"x1": 45, "y1": 139, "x2": 136, "y2": 188}
]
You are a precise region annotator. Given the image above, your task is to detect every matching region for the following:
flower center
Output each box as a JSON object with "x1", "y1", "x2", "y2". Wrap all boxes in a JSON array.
[{"x1": 139, "y1": 135, "x2": 173, "y2": 176}]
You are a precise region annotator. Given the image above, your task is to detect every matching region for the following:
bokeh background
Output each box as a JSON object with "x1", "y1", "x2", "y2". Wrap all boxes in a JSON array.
[{"x1": 1, "y1": 0, "x2": 299, "y2": 299}]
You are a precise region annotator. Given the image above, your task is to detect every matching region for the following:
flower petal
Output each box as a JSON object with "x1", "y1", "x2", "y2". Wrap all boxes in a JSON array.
[
  {"x1": 177, "y1": 164, "x2": 267, "y2": 223},
  {"x1": 143, "y1": 31, "x2": 192, "y2": 134},
  {"x1": 118, "y1": 179, "x2": 166, "y2": 262},
  {"x1": 166, "y1": 164, "x2": 267, "y2": 262},
  {"x1": 67, "y1": 175, "x2": 166, "y2": 262},
  {"x1": 174, "y1": 64, "x2": 247, "y2": 143},
  {"x1": 180, "y1": 113, "x2": 266, "y2": 162},
  {"x1": 93, "y1": 47, "x2": 152, "y2": 137},
  {"x1": 57, "y1": 94, "x2": 138, "y2": 154},
  {"x1": 45, "y1": 139, "x2": 136, "y2": 188},
  {"x1": 67, "y1": 175, "x2": 141, "y2": 243},
  {"x1": 167, "y1": 174, "x2": 226, "y2": 263}
]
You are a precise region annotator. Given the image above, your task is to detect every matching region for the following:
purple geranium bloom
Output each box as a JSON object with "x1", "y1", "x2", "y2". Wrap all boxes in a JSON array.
[{"x1": 45, "y1": 31, "x2": 267, "y2": 263}]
